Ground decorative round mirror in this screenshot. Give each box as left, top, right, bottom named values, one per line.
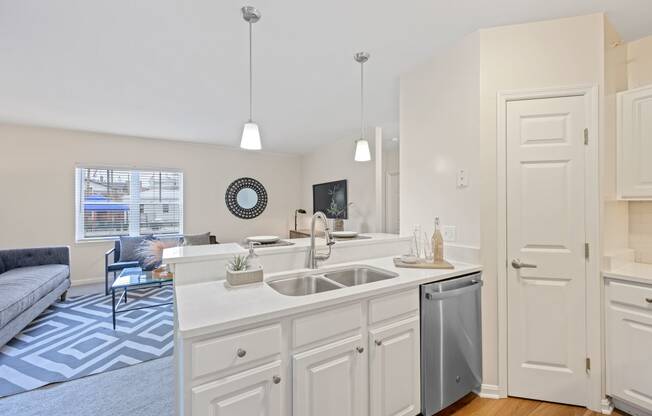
left=225, top=177, right=267, bottom=219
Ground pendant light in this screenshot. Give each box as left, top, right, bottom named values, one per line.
left=354, top=51, right=371, bottom=162
left=240, top=6, right=262, bottom=150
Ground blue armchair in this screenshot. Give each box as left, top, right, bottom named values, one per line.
left=104, top=241, right=140, bottom=295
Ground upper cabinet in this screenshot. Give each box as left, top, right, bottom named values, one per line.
left=618, top=85, right=652, bottom=199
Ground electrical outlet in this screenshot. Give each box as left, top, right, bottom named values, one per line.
left=442, top=226, right=456, bottom=242
left=457, top=169, right=468, bottom=188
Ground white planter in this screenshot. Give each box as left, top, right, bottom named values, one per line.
left=226, top=267, right=263, bottom=286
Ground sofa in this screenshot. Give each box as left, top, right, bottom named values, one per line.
left=0, top=246, right=71, bottom=348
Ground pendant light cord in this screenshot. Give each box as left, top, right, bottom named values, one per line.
left=249, top=21, right=253, bottom=122
left=360, top=60, right=365, bottom=140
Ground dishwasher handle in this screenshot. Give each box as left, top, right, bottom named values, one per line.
left=424, top=280, right=483, bottom=301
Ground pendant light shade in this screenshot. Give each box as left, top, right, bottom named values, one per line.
left=354, top=51, right=370, bottom=162
left=240, top=6, right=262, bottom=150
left=354, top=139, right=371, bottom=162
left=241, top=122, right=261, bottom=150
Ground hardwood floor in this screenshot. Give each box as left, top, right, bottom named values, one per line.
left=435, top=394, right=628, bottom=416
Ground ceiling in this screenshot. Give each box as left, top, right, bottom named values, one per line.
left=1, top=1, right=651, bottom=154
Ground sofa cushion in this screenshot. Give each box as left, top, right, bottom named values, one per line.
left=183, top=232, right=211, bottom=246
left=0, top=255, right=5, bottom=275
left=0, top=264, right=69, bottom=328
left=118, top=235, right=153, bottom=263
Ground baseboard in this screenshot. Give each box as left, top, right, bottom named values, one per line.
left=70, top=276, right=104, bottom=287
left=612, top=397, right=652, bottom=416
left=477, top=384, right=501, bottom=399
left=600, top=398, right=614, bottom=415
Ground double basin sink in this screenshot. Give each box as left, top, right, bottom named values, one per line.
left=267, top=266, right=398, bottom=296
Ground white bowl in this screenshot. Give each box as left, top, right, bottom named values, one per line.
left=331, top=231, right=358, bottom=238
left=247, top=235, right=280, bottom=244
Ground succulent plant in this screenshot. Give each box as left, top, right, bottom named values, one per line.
left=228, top=255, right=248, bottom=272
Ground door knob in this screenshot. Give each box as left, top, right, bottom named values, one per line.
left=511, top=259, right=537, bottom=269
left=272, top=376, right=281, bottom=384
left=356, top=346, right=364, bottom=354
left=646, top=298, right=652, bottom=304
left=375, top=339, right=383, bottom=346
left=236, top=348, right=247, bottom=358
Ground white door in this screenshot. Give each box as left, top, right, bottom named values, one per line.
left=191, top=361, right=282, bottom=416
left=369, top=316, right=420, bottom=416
left=506, top=95, right=588, bottom=405
left=293, top=335, right=366, bottom=416
left=385, top=172, right=400, bottom=234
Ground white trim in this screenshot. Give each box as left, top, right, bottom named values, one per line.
left=496, top=85, right=602, bottom=409
left=477, top=384, right=501, bottom=399
left=374, top=127, right=384, bottom=232
left=600, top=398, right=614, bottom=415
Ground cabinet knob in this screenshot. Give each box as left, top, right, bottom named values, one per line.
left=374, top=339, right=383, bottom=346
left=356, top=346, right=364, bottom=354
left=646, top=298, right=652, bottom=304
left=272, top=376, right=281, bottom=384
left=236, top=348, right=247, bottom=358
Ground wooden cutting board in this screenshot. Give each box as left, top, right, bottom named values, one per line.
left=393, top=257, right=455, bottom=269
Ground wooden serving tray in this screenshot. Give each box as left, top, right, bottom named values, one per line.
left=393, top=257, right=455, bottom=270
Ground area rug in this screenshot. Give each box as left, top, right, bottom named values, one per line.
left=0, top=286, right=173, bottom=397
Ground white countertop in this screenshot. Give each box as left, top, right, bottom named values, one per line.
left=603, top=262, right=652, bottom=285
left=174, top=256, right=482, bottom=339
left=164, top=233, right=409, bottom=264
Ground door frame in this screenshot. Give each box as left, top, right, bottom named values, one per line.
left=496, top=85, right=603, bottom=411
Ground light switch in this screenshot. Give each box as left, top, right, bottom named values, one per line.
left=442, top=226, right=456, bottom=242
left=457, top=169, right=468, bottom=188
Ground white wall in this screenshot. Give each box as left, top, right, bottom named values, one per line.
left=0, top=123, right=301, bottom=284
left=299, top=136, right=376, bottom=233
left=400, top=32, right=481, bottom=247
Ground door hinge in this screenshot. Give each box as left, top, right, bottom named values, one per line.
left=585, top=243, right=589, bottom=260
left=584, top=128, right=589, bottom=145
left=586, top=357, right=591, bottom=372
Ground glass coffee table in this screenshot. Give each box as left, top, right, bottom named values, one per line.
left=111, top=267, right=173, bottom=330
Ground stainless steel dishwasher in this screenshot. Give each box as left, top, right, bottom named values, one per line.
left=420, top=272, right=482, bottom=415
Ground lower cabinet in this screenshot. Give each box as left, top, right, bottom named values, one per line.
left=191, top=361, right=283, bottom=416
left=606, top=279, right=652, bottom=414
left=293, top=335, right=366, bottom=416
left=369, top=316, right=421, bottom=416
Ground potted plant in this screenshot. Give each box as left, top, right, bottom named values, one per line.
left=226, top=255, right=263, bottom=286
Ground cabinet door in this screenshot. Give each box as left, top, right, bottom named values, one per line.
left=191, top=361, right=283, bottom=416
left=607, top=294, right=652, bottom=411
left=293, top=335, right=366, bottom=416
left=369, top=316, right=420, bottom=416
left=618, top=85, right=652, bottom=199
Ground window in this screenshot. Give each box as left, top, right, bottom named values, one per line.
left=75, top=167, right=183, bottom=240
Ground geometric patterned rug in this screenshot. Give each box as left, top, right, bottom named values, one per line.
left=0, top=286, right=173, bottom=397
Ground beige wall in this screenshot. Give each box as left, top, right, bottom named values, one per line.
left=625, top=35, right=652, bottom=261
left=0, top=123, right=301, bottom=284
left=299, top=136, right=377, bottom=232
left=478, top=13, right=604, bottom=389
left=400, top=32, right=481, bottom=247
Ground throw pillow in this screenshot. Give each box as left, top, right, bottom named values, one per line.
left=183, top=232, right=211, bottom=246
left=118, top=235, right=154, bottom=263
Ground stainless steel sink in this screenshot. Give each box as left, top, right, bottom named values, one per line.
left=267, top=266, right=399, bottom=296
left=323, top=266, right=398, bottom=286
left=267, top=275, right=341, bottom=296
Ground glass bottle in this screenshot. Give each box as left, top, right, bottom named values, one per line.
left=432, top=217, right=444, bottom=263
left=410, top=225, right=421, bottom=258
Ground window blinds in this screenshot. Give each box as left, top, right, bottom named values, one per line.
left=76, top=167, right=183, bottom=240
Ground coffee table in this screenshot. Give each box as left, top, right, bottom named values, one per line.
left=111, top=267, right=173, bottom=330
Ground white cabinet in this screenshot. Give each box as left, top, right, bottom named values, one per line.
left=191, top=361, right=283, bottom=416
left=605, top=279, right=652, bottom=414
left=293, top=335, right=366, bottom=416
left=369, top=316, right=420, bottom=416
left=618, top=85, right=652, bottom=199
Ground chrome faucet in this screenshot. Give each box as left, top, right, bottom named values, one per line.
left=308, top=211, right=335, bottom=269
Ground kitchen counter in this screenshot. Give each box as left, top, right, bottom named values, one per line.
left=603, top=261, right=652, bottom=285
left=174, top=256, right=481, bottom=339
